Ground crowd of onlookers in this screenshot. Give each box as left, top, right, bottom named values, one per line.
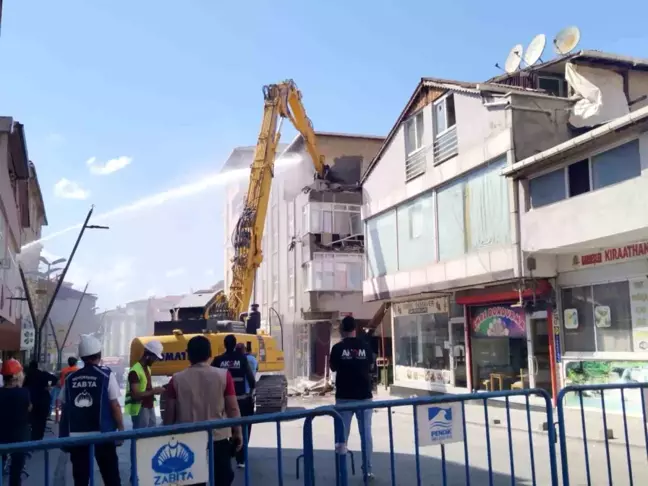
left=0, top=355, right=78, bottom=485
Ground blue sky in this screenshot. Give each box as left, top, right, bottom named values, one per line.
left=2, top=1, right=647, bottom=309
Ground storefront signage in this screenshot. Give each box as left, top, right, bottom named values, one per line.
left=552, top=308, right=562, bottom=364
left=472, top=306, right=526, bottom=338
left=569, top=241, right=648, bottom=269
left=416, top=402, right=464, bottom=446
left=630, top=277, right=648, bottom=352
left=136, top=432, right=209, bottom=485
left=393, top=297, right=449, bottom=317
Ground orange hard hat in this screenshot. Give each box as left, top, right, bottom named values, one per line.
left=1, top=358, right=23, bottom=376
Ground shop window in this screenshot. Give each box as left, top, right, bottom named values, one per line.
left=365, top=210, right=398, bottom=277
left=561, top=281, right=633, bottom=353
left=393, top=313, right=450, bottom=370
left=396, top=192, right=435, bottom=271
left=591, top=140, right=641, bottom=190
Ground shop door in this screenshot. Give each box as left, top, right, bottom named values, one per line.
left=449, top=318, right=467, bottom=388
left=527, top=312, right=552, bottom=393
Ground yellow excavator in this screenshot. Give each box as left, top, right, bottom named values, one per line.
left=129, top=80, right=333, bottom=413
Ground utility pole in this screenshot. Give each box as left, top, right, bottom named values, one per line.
left=49, top=282, right=89, bottom=370
left=32, top=206, right=110, bottom=361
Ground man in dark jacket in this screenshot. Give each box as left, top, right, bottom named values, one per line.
left=212, top=335, right=256, bottom=468
left=330, top=316, right=375, bottom=480
left=23, top=361, right=57, bottom=441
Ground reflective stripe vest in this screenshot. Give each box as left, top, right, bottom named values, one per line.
left=212, top=352, right=249, bottom=398
left=124, top=362, right=150, bottom=417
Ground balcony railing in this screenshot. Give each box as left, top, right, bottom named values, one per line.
left=433, top=125, right=458, bottom=164
left=405, top=149, right=426, bottom=182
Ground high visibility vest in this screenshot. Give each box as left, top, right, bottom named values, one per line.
left=124, top=362, right=150, bottom=417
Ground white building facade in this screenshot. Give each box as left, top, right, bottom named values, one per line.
left=363, top=51, right=648, bottom=405
left=223, top=133, right=384, bottom=381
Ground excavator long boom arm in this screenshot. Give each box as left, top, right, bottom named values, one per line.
left=211, top=80, right=328, bottom=320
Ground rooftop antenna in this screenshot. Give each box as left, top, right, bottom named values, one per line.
left=504, top=44, right=524, bottom=73
left=553, top=26, right=581, bottom=55
left=524, top=34, right=546, bottom=66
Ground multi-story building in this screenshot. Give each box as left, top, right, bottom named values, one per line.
left=362, top=50, right=648, bottom=403
left=501, top=51, right=648, bottom=413
left=223, top=133, right=384, bottom=381
left=0, top=118, right=47, bottom=360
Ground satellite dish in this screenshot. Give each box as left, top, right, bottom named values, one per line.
left=554, top=26, right=581, bottom=55
left=504, top=44, right=524, bottom=73
left=524, top=34, right=546, bottom=66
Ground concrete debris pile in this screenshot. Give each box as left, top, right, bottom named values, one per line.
left=287, top=377, right=334, bottom=397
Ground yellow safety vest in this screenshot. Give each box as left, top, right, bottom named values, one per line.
left=124, top=362, right=151, bottom=417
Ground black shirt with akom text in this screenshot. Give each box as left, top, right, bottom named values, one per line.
left=329, top=337, right=374, bottom=400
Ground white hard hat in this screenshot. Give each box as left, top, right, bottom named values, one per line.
left=78, top=334, right=102, bottom=358
left=144, top=340, right=164, bottom=360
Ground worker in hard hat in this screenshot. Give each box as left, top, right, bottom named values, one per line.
left=125, top=340, right=165, bottom=429
left=0, top=359, right=30, bottom=486
left=59, top=334, right=124, bottom=486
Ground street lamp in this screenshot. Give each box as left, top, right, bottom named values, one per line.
left=39, top=256, right=67, bottom=281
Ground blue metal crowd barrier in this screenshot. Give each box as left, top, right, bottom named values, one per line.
left=557, top=382, right=648, bottom=486
left=6, top=383, right=646, bottom=486
left=0, top=406, right=350, bottom=486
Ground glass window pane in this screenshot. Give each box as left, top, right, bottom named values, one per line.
left=322, top=210, right=333, bottom=233
left=366, top=210, right=398, bottom=277
left=335, top=263, right=347, bottom=290
left=347, top=262, right=363, bottom=290
left=397, top=192, right=435, bottom=271
left=529, top=169, right=566, bottom=208
left=350, top=212, right=362, bottom=235
left=446, top=95, right=456, bottom=128
left=333, top=211, right=352, bottom=234
left=437, top=180, right=465, bottom=260
left=592, top=140, right=641, bottom=190
left=393, top=313, right=449, bottom=369
left=405, top=117, right=416, bottom=155
left=310, top=208, right=321, bottom=233
left=562, top=286, right=596, bottom=352
left=415, top=111, right=424, bottom=149
left=465, top=158, right=510, bottom=251
left=593, top=281, right=632, bottom=352
left=434, top=100, right=447, bottom=135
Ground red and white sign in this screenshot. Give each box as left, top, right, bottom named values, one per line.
left=569, top=241, right=648, bottom=269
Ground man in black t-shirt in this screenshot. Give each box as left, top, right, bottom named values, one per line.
left=330, top=316, right=375, bottom=480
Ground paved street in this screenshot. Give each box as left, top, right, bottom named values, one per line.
left=14, top=395, right=648, bottom=485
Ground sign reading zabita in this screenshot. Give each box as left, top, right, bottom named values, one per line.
left=416, top=402, right=464, bottom=446
left=574, top=241, right=648, bottom=267
left=136, top=432, right=209, bottom=485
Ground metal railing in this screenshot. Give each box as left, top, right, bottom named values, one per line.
left=3, top=384, right=647, bottom=485
left=0, top=407, right=349, bottom=486
left=557, top=382, right=648, bottom=486
left=433, top=125, right=458, bottom=164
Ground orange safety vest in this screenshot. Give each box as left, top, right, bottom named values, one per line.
left=59, top=366, right=79, bottom=387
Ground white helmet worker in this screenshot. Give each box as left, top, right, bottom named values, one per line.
left=78, top=334, right=102, bottom=359
left=143, top=340, right=164, bottom=360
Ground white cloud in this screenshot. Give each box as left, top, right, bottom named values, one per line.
left=53, top=178, right=90, bottom=200
left=165, top=267, right=186, bottom=278
left=86, top=156, right=133, bottom=175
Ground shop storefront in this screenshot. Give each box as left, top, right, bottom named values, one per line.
left=456, top=280, right=558, bottom=401
left=557, top=242, right=648, bottom=414
left=391, top=296, right=467, bottom=395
